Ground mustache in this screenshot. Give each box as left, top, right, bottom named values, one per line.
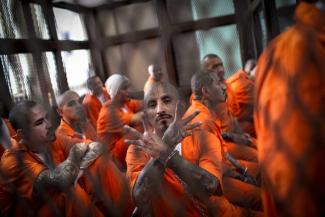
left=155, top=113, right=173, bottom=122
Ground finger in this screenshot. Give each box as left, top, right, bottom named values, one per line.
left=181, top=110, right=200, bottom=125
left=124, top=139, right=143, bottom=147
left=174, top=102, right=185, bottom=122
left=142, top=112, right=151, bottom=133
left=123, top=125, right=143, bottom=139
left=183, top=121, right=202, bottom=131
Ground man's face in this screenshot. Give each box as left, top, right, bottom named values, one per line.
left=203, top=57, right=225, bottom=81
left=205, top=74, right=227, bottom=105
left=89, top=77, right=103, bottom=95
left=25, top=104, right=56, bottom=146
left=145, top=85, right=177, bottom=134
left=59, top=93, right=86, bottom=122
left=117, top=81, right=130, bottom=103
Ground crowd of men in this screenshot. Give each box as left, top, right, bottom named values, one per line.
left=0, top=1, right=323, bottom=216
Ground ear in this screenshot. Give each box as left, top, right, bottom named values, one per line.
left=56, top=107, right=63, bottom=117
left=201, top=87, right=209, bottom=98
left=16, top=128, right=24, bottom=140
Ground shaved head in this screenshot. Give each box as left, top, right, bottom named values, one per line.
left=56, top=90, right=79, bottom=108
left=144, top=81, right=179, bottom=108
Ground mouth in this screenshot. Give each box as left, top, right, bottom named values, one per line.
left=156, top=114, right=173, bottom=123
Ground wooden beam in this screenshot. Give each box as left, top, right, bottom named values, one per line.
left=234, top=0, right=256, bottom=65
left=0, top=60, right=14, bottom=111
left=250, top=0, right=262, bottom=13
left=0, top=39, right=89, bottom=54
left=25, top=0, right=90, bottom=12
left=154, top=0, right=178, bottom=86
left=277, top=4, right=295, bottom=17
left=103, top=28, right=160, bottom=46
left=172, top=15, right=236, bottom=34
left=42, top=0, right=69, bottom=94
left=95, top=0, right=150, bottom=11
left=263, top=0, right=280, bottom=42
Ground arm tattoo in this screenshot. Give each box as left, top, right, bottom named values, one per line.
left=133, top=159, right=165, bottom=215
left=80, top=142, right=104, bottom=169
left=167, top=153, right=221, bottom=199
left=34, top=143, right=86, bottom=194
left=34, top=159, right=79, bottom=193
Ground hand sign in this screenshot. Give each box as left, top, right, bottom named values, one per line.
left=162, top=102, right=202, bottom=148
left=124, top=114, right=168, bottom=158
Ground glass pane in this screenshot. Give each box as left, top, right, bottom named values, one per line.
left=173, top=25, right=242, bottom=87
left=30, top=4, right=50, bottom=39
left=167, top=0, right=234, bottom=24
left=61, top=50, right=93, bottom=96
left=105, top=38, right=166, bottom=91
left=53, top=7, right=87, bottom=41
left=44, top=52, right=60, bottom=97
left=0, top=54, right=37, bottom=102
left=98, top=1, right=158, bottom=36
left=276, top=0, right=296, bottom=8
left=0, top=0, right=28, bottom=39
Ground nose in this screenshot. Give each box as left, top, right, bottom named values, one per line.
left=44, top=118, right=52, bottom=129
left=156, top=101, right=166, bottom=115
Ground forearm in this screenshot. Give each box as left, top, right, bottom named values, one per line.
left=34, top=157, right=80, bottom=193
left=34, top=143, right=86, bottom=193
left=80, top=142, right=104, bottom=169
left=133, top=158, right=165, bottom=215
left=167, top=153, right=221, bottom=199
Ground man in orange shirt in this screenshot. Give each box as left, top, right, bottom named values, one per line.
left=144, top=64, right=165, bottom=93
left=126, top=81, right=261, bottom=216
left=97, top=74, right=142, bottom=171
left=55, top=90, right=133, bottom=216
left=0, top=101, right=103, bottom=217
left=226, top=60, right=256, bottom=137
left=255, top=1, right=325, bottom=216
left=83, top=76, right=110, bottom=129
left=185, top=72, right=261, bottom=210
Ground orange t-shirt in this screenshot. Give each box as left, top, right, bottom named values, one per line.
left=97, top=100, right=142, bottom=170
left=226, top=69, right=255, bottom=136
left=255, top=2, right=325, bottom=216
left=83, top=88, right=110, bottom=129
left=0, top=140, right=102, bottom=217
left=126, top=130, right=224, bottom=216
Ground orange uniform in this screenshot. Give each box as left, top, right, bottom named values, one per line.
left=0, top=140, right=102, bottom=217
left=126, top=130, right=253, bottom=216
left=226, top=69, right=255, bottom=136
left=54, top=119, right=134, bottom=216
left=83, top=88, right=110, bottom=129
left=184, top=100, right=261, bottom=210
left=97, top=99, right=142, bottom=170
left=144, top=76, right=156, bottom=93
left=55, top=119, right=97, bottom=156
left=255, top=2, right=325, bottom=216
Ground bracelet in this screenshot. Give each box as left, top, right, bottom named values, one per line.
left=164, top=149, right=178, bottom=167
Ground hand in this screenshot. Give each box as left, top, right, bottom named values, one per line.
left=162, top=102, right=202, bottom=148
left=222, top=132, right=252, bottom=146
left=69, top=142, right=88, bottom=162
left=124, top=115, right=168, bottom=158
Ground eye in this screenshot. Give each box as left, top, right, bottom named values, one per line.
left=147, top=100, right=156, bottom=108
left=67, top=100, right=77, bottom=107
left=162, top=96, right=172, bottom=104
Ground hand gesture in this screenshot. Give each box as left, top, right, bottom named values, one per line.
left=124, top=115, right=168, bottom=158
left=162, top=102, right=202, bottom=148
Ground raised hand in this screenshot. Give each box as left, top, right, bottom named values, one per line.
left=162, top=102, right=202, bottom=148
left=124, top=115, right=168, bottom=158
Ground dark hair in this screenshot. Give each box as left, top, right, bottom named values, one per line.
left=86, top=75, right=100, bottom=88
left=9, top=100, right=37, bottom=131
left=191, top=71, right=215, bottom=100
left=202, top=53, right=221, bottom=61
